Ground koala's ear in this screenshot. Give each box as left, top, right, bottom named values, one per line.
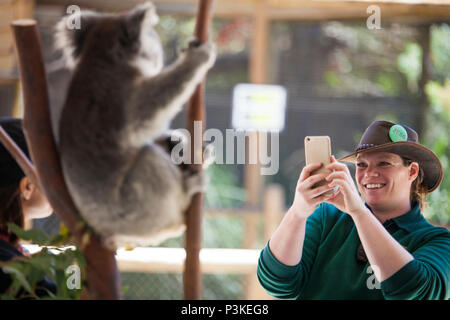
left=125, top=2, right=159, bottom=41
left=54, top=10, right=100, bottom=69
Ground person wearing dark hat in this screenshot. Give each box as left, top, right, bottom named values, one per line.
left=0, top=117, right=55, bottom=298
left=257, top=120, right=450, bottom=300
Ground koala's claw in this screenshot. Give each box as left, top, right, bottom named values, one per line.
left=180, top=39, right=202, bottom=53
left=203, top=144, right=215, bottom=169
left=188, top=39, right=202, bottom=48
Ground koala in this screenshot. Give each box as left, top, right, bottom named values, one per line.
left=54, top=2, right=216, bottom=249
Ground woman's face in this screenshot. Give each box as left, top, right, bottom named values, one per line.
left=355, top=151, right=418, bottom=212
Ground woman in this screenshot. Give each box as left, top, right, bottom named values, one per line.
left=257, top=120, right=450, bottom=299
left=0, top=117, right=55, bottom=297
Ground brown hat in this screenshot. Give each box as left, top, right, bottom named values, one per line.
left=338, top=120, right=443, bottom=192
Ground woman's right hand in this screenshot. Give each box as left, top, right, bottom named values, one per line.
left=290, top=163, right=334, bottom=220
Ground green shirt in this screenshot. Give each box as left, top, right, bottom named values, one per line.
left=257, top=202, right=450, bottom=300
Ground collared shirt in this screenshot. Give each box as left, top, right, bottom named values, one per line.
left=257, top=202, right=450, bottom=300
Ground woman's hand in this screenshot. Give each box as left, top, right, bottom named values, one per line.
left=324, top=156, right=368, bottom=217
left=290, top=162, right=335, bottom=220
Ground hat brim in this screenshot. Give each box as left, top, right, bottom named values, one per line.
left=338, top=141, right=443, bottom=192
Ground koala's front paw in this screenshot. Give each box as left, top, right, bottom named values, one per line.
left=186, top=40, right=216, bottom=69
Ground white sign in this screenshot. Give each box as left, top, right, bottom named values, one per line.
left=232, top=83, right=287, bottom=132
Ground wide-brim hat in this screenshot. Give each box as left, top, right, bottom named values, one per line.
left=338, top=120, right=443, bottom=192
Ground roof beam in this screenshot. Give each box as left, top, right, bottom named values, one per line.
left=35, top=0, right=450, bottom=22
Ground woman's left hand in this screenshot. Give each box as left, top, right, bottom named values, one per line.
left=324, top=156, right=368, bottom=217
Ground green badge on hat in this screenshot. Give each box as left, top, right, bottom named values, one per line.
left=389, top=124, right=408, bottom=142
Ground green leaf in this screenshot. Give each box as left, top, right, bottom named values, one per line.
left=35, top=286, right=56, bottom=299
left=26, top=253, right=55, bottom=272
left=2, top=265, right=33, bottom=295
left=397, top=42, right=422, bottom=89
left=1, top=225, right=86, bottom=299
left=121, top=285, right=130, bottom=295
left=6, top=223, right=71, bottom=246
left=7, top=223, right=50, bottom=245
left=324, top=71, right=341, bottom=88
left=71, top=249, right=86, bottom=268
left=46, top=234, right=69, bottom=246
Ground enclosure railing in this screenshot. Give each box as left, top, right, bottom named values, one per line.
left=24, top=184, right=284, bottom=299
left=115, top=184, right=284, bottom=300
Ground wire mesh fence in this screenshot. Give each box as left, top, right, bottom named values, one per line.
left=120, top=273, right=245, bottom=300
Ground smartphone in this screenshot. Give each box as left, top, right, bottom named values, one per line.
left=304, top=136, right=333, bottom=197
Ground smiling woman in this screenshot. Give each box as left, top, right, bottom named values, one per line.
left=354, top=151, right=420, bottom=222
left=354, top=152, right=428, bottom=220
left=257, top=120, right=450, bottom=300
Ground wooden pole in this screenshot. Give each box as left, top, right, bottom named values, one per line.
left=183, top=0, right=214, bottom=300
left=10, top=19, right=121, bottom=300
left=242, top=0, right=269, bottom=298
left=244, top=0, right=269, bottom=208
left=0, top=125, right=38, bottom=187
left=417, top=24, right=431, bottom=137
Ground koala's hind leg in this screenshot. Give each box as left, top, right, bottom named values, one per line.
left=182, top=145, right=214, bottom=198
left=183, top=170, right=207, bottom=200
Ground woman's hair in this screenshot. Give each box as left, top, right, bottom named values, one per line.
left=0, top=181, right=24, bottom=246
left=0, top=118, right=31, bottom=246
left=402, top=157, right=428, bottom=210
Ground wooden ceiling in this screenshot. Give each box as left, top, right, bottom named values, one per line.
left=0, top=0, right=34, bottom=77
left=35, top=0, right=450, bottom=22
left=1, top=0, right=449, bottom=77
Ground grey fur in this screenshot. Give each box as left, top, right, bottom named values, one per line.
left=54, top=2, right=216, bottom=249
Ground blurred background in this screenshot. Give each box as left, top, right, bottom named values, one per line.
left=0, top=0, right=449, bottom=299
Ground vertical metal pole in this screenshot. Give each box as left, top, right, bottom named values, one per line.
left=183, top=0, right=214, bottom=300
